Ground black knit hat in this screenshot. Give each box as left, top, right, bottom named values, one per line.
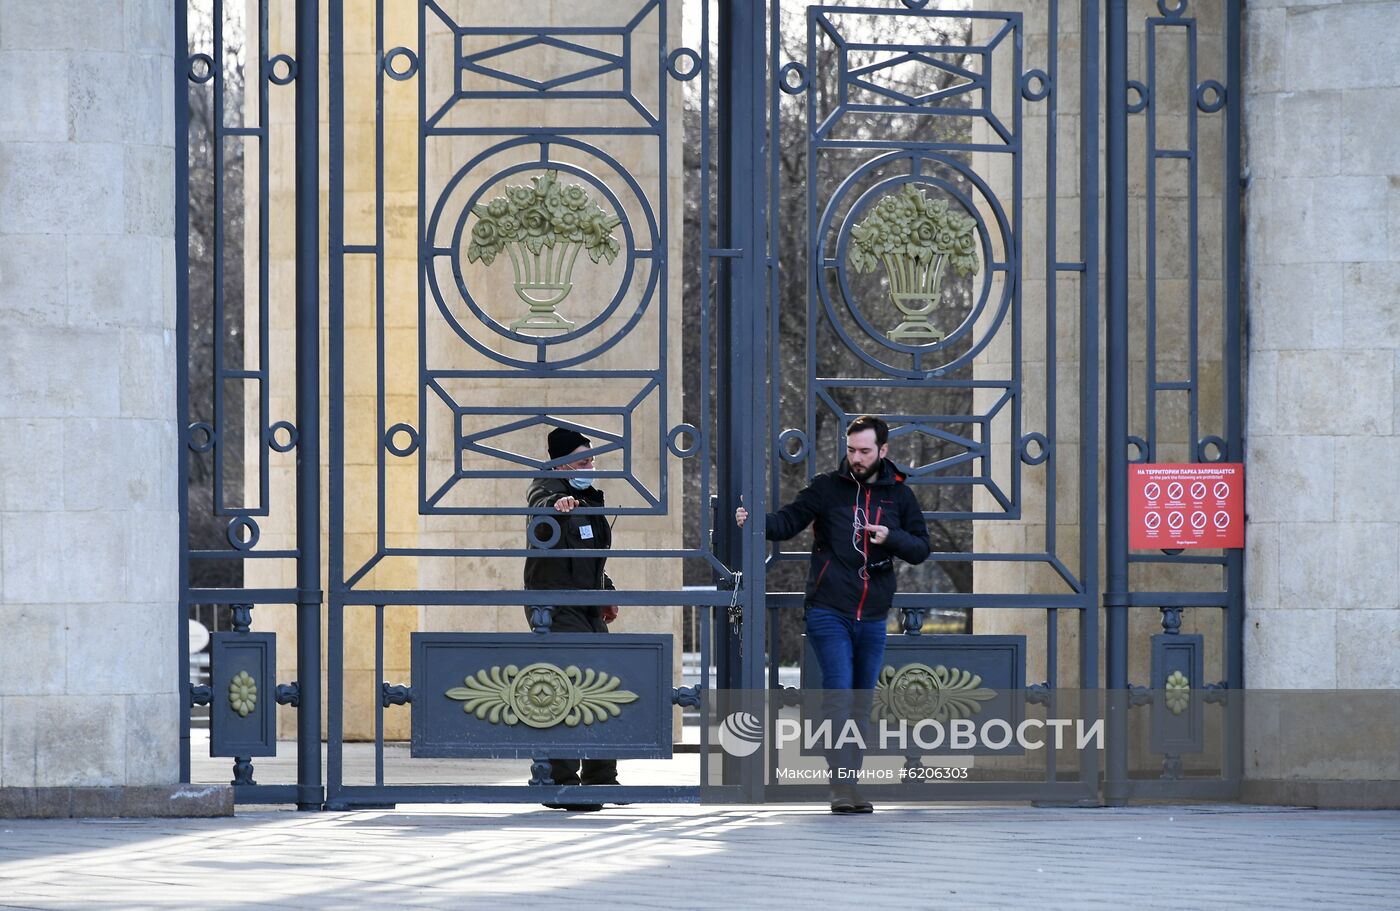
left=547, top=427, right=591, bottom=461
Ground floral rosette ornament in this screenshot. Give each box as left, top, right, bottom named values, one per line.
left=228, top=670, right=258, bottom=718
left=445, top=663, right=638, bottom=729
left=465, top=170, right=623, bottom=333
left=847, top=183, right=980, bottom=343
left=870, top=663, right=997, bottom=726
left=1164, top=669, right=1191, bottom=716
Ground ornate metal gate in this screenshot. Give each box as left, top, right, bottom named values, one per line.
left=178, top=0, right=1244, bottom=808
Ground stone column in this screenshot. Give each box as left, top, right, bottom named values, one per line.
left=0, top=1, right=227, bottom=816
left=1242, top=0, right=1400, bottom=806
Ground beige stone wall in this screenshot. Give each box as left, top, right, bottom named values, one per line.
left=248, top=0, right=685, bottom=743
left=1244, top=0, right=1400, bottom=688
left=1243, top=1, right=1400, bottom=786
left=0, top=0, right=179, bottom=789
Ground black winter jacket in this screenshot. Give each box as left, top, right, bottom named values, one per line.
left=764, top=459, right=931, bottom=620
left=523, top=476, right=614, bottom=594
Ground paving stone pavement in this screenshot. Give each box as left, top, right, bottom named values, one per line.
left=1, top=803, right=1398, bottom=910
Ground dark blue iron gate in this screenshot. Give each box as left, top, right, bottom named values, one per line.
left=177, top=0, right=1245, bottom=808
left=762, top=0, right=1106, bottom=804
left=1104, top=0, right=1246, bottom=803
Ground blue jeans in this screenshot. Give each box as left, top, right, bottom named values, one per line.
left=805, top=606, right=887, bottom=785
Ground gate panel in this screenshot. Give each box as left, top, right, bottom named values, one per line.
left=323, top=0, right=755, bottom=807
left=410, top=633, right=673, bottom=758
left=178, top=0, right=320, bottom=808
left=1105, top=0, right=1244, bottom=802
left=764, top=0, right=1100, bottom=800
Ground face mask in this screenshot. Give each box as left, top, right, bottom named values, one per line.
left=568, top=476, right=592, bottom=491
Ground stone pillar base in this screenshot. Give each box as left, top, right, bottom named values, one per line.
left=0, top=785, right=233, bottom=819
left=1242, top=780, right=1400, bottom=810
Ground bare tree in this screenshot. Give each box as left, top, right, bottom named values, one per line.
left=184, top=9, right=246, bottom=592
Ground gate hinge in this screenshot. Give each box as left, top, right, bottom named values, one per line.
left=189, top=684, right=212, bottom=707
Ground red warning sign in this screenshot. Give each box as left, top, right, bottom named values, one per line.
left=1130, top=463, right=1244, bottom=549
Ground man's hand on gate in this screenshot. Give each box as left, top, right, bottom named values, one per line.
left=735, top=495, right=748, bottom=528
left=554, top=496, right=579, bottom=513
left=602, top=605, right=619, bottom=624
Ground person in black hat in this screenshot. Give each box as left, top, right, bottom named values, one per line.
left=524, top=425, right=620, bottom=810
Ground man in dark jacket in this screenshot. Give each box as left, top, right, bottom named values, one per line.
left=737, top=415, right=930, bottom=813
left=524, top=426, right=619, bottom=809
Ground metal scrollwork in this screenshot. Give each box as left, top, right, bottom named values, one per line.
left=871, top=663, right=997, bottom=725
left=1160, top=606, right=1183, bottom=635
left=231, top=758, right=255, bottom=786
left=671, top=685, right=702, bottom=708
left=526, top=605, right=556, bottom=634
left=445, top=663, right=639, bottom=728
left=275, top=682, right=301, bottom=707
left=383, top=46, right=419, bottom=81
left=230, top=603, right=253, bottom=633
left=381, top=683, right=412, bottom=707
left=1203, top=681, right=1229, bottom=705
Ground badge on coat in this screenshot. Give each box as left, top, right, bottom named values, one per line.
left=579, top=523, right=594, bottom=540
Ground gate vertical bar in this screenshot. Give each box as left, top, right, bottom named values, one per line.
left=716, top=0, right=761, bottom=696
left=731, top=0, right=766, bottom=692
left=714, top=0, right=740, bottom=704
left=325, top=0, right=345, bottom=804
left=1079, top=0, right=1103, bottom=795
left=733, top=0, right=768, bottom=802
left=714, top=0, right=769, bottom=800
left=175, top=0, right=192, bottom=785
left=1222, top=0, right=1245, bottom=778
left=716, top=0, right=739, bottom=713
left=294, top=0, right=324, bottom=811
left=1103, top=0, right=1130, bottom=806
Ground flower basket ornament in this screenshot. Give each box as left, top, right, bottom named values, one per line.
left=847, top=183, right=981, bottom=343
left=465, top=170, right=623, bottom=333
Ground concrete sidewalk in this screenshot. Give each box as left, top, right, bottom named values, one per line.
left=2, top=803, right=1398, bottom=909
